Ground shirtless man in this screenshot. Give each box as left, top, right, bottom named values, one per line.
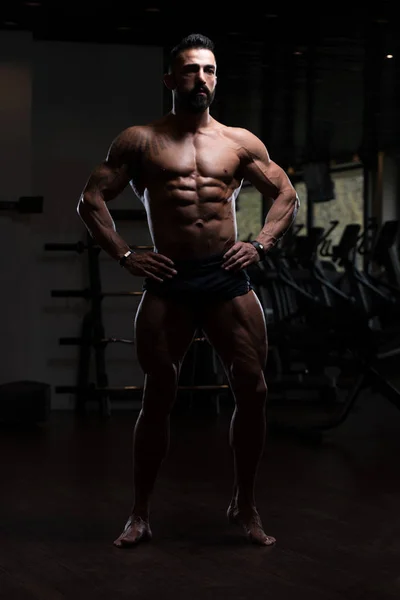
left=77, top=33, right=299, bottom=547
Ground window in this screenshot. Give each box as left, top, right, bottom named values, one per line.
left=236, top=183, right=263, bottom=241
left=295, top=166, right=364, bottom=267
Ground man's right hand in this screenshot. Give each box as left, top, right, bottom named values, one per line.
left=124, top=251, right=177, bottom=283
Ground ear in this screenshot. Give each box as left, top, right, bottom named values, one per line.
left=163, top=72, right=175, bottom=90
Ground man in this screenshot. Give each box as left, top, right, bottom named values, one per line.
left=77, top=33, right=299, bottom=547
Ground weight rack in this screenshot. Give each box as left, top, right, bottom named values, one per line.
left=44, top=209, right=227, bottom=416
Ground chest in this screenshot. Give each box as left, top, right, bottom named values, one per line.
left=141, top=133, right=241, bottom=182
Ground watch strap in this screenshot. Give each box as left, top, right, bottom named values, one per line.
left=249, top=240, right=265, bottom=260
left=119, top=250, right=133, bottom=267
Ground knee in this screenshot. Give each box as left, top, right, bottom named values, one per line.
left=144, top=363, right=179, bottom=390
left=143, top=363, right=178, bottom=401
left=141, top=363, right=179, bottom=418
left=230, top=363, right=267, bottom=406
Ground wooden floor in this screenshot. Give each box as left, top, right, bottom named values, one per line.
left=1, top=389, right=400, bottom=600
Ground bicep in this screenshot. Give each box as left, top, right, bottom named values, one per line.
left=82, top=160, right=131, bottom=203
left=82, top=128, right=140, bottom=203
left=236, top=132, right=294, bottom=199
left=242, top=157, right=295, bottom=200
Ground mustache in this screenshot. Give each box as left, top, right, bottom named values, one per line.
left=193, top=86, right=210, bottom=95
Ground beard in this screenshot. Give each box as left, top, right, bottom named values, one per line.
left=176, top=86, right=215, bottom=113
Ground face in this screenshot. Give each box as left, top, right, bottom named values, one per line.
left=169, top=48, right=217, bottom=113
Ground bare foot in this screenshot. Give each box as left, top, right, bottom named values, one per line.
left=113, top=516, right=152, bottom=548
left=227, top=504, right=276, bottom=546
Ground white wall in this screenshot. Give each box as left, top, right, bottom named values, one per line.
left=0, top=31, right=163, bottom=409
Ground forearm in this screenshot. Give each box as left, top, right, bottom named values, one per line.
left=77, top=193, right=131, bottom=261
left=256, top=191, right=299, bottom=251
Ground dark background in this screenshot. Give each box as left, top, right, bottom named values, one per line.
left=1, top=4, right=400, bottom=599
left=2, top=0, right=400, bottom=167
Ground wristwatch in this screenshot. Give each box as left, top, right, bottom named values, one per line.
left=119, top=249, right=133, bottom=267
left=249, top=240, right=266, bottom=261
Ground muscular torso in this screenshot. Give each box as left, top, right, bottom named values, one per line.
left=130, top=117, right=244, bottom=260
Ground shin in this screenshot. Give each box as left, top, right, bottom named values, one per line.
left=132, top=365, right=179, bottom=519
left=229, top=368, right=267, bottom=513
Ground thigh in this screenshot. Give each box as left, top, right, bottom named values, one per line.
left=134, top=291, right=197, bottom=373
left=201, top=290, right=268, bottom=373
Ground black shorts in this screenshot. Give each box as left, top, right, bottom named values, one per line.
left=142, top=253, right=252, bottom=307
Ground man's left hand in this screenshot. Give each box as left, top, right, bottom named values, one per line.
left=222, top=242, right=259, bottom=271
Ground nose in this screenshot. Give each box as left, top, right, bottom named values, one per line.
left=196, top=69, right=206, bottom=83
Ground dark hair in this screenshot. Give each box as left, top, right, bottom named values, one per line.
left=168, top=33, right=215, bottom=72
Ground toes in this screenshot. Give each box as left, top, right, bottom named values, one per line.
left=229, top=511, right=276, bottom=547
left=248, top=531, right=276, bottom=546
left=113, top=533, right=142, bottom=548
left=113, top=523, right=152, bottom=548
left=262, top=535, right=276, bottom=546
left=113, top=535, right=129, bottom=547
left=113, top=532, right=132, bottom=547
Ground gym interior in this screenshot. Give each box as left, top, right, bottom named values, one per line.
left=1, top=3, right=400, bottom=599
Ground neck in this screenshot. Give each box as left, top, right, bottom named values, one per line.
left=170, top=104, right=211, bottom=132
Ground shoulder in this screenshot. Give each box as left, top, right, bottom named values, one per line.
left=108, top=124, right=152, bottom=154
left=110, top=116, right=170, bottom=152
left=219, top=124, right=269, bottom=161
